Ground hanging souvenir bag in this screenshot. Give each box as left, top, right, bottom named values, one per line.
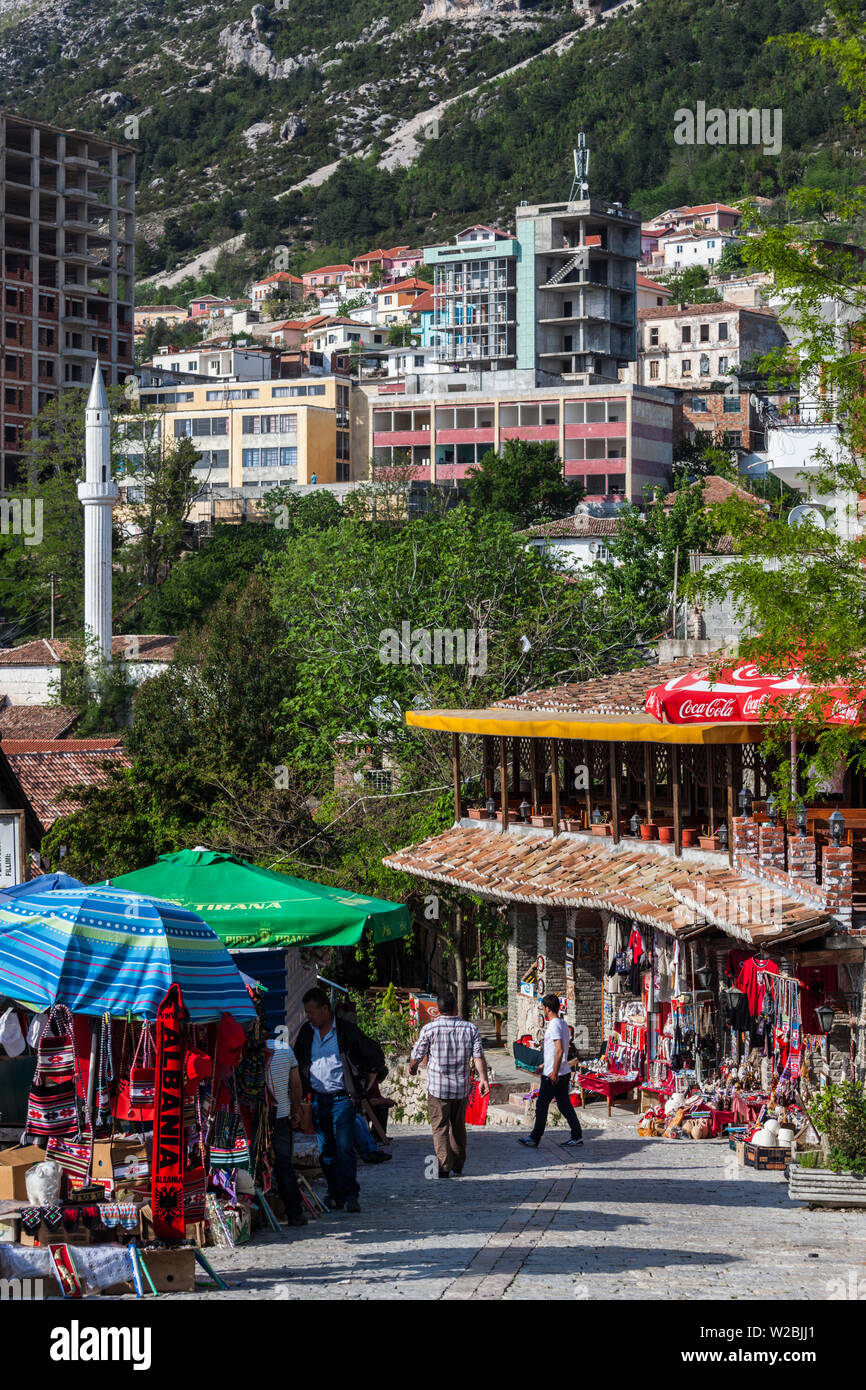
left=209, top=1109, right=251, bottom=1170
left=129, top=1021, right=156, bottom=1112
left=36, top=1006, right=76, bottom=1079
left=45, top=1136, right=94, bottom=1188
left=183, top=1165, right=208, bottom=1222
left=25, top=1008, right=82, bottom=1140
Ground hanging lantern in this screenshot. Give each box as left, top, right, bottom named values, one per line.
left=829, top=808, right=845, bottom=846
left=814, top=1003, right=835, bottom=1034
left=519, top=798, right=531, bottom=822
left=718, top=822, right=729, bottom=850
left=486, top=796, right=497, bottom=819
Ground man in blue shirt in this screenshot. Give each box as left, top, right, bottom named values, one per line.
left=294, top=987, right=384, bottom=1213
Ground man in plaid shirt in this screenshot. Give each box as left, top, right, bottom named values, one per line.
left=409, top=993, right=490, bottom=1177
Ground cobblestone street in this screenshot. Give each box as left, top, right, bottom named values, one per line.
left=193, top=1111, right=866, bottom=1301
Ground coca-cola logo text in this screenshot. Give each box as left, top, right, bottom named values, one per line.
left=678, top=697, right=737, bottom=720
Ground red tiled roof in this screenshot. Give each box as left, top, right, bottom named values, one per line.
left=1, top=740, right=129, bottom=828
left=663, top=475, right=762, bottom=509
left=0, top=635, right=178, bottom=665
left=253, top=272, right=302, bottom=285
left=637, top=302, right=778, bottom=320
left=0, top=705, right=78, bottom=740
left=374, top=278, right=433, bottom=295
left=411, top=289, right=434, bottom=313
left=659, top=227, right=738, bottom=242
left=520, top=513, right=623, bottom=539
left=305, top=264, right=353, bottom=276
left=493, top=657, right=696, bottom=715
left=383, top=826, right=831, bottom=946
left=636, top=274, right=670, bottom=293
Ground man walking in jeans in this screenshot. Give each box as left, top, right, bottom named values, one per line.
left=409, top=993, right=490, bottom=1178
left=294, top=987, right=384, bottom=1213
left=519, top=995, right=583, bottom=1150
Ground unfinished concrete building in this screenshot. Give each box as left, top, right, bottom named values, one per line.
left=1, top=111, right=135, bottom=490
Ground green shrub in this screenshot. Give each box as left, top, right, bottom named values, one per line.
left=808, top=1081, right=866, bottom=1174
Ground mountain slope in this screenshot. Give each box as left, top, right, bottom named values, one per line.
left=0, top=0, right=858, bottom=288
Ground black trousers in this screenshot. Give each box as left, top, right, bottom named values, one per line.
left=271, top=1116, right=304, bottom=1218
left=530, top=1074, right=583, bottom=1142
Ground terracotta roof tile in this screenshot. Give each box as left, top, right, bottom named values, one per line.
left=0, top=705, right=78, bottom=739
left=520, top=513, right=623, bottom=539
left=383, top=825, right=832, bottom=946
left=492, top=657, right=697, bottom=715
left=0, top=635, right=177, bottom=665
left=1, top=740, right=129, bottom=828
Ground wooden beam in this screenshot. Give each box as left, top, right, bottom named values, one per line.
left=584, top=740, right=592, bottom=829
left=499, top=735, right=509, bottom=831
left=726, top=746, right=735, bottom=866
left=530, top=739, right=541, bottom=814
left=551, top=737, right=561, bottom=836
left=644, top=743, right=654, bottom=825
left=451, top=732, right=462, bottom=824
left=672, top=746, right=682, bottom=857
left=512, top=737, right=521, bottom=803
left=483, top=735, right=494, bottom=803
left=791, top=948, right=863, bottom=966
left=609, top=742, right=621, bottom=844
left=708, top=745, right=715, bottom=834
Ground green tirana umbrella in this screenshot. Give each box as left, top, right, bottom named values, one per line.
left=110, top=848, right=411, bottom=950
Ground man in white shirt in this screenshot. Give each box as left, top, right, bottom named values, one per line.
left=519, top=994, right=583, bottom=1149
left=267, top=1038, right=307, bottom=1226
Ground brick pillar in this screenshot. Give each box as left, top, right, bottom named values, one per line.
left=758, top=823, right=786, bottom=873
left=787, top=833, right=817, bottom=889
left=821, top=845, right=853, bottom=930
left=732, top=814, right=757, bottom=866
left=543, top=910, right=568, bottom=1001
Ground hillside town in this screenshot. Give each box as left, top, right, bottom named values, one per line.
left=0, top=0, right=866, bottom=1343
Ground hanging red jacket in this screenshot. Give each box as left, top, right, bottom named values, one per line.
left=735, top=957, right=779, bottom=1018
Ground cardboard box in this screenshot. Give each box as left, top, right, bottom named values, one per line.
left=134, top=1245, right=196, bottom=1293
left=20, top=1223, right=92, bottom=1248
left=87, top=1139, right=149, bottom=1197
left=0, top=1144, right=47, bottom=1200
left=139, top=1205, right=208, bottom=1247
left=0, top=1214, right=20, bottom=1243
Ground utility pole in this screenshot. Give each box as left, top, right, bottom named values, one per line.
left=49, top=571, right=57, bottom=640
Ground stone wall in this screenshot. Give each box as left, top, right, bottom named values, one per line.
left=506, top=904, right=603, bottom=1053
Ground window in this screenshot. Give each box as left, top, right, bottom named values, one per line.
left=719, top=355, right=729, bottom=374
left=205, top=388, right=258, bottom=400
left=242, top=446, right=297, bottom=470
left=193, top=449, right=229, bottom=469
left=174, top=416, right=227, bottom=437
left=273, top=385, right=326, bottom=397
left=699, top=324, right=710, bottom=342
left=681, top=359, right=692, bottom=376
left=726, top=431, right=742, bottom=448
left=681, top=326, right=692, bottom=344
left=649, top=360, right=660, bottom=379
left=691, top=396, right=709, bottom=412
left=700, top=355, right=710, bottom=376
left=649, top=328, right=659, bottom=346
left=336, top=431, right=350, bottom=460
left=718, top=322, right=729, bottom=341
left=723, top=394, right=740, bottom=413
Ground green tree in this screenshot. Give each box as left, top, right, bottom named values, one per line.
left=659, top=265, right=722, bottom=305
left=715, top=241, right=747, bottom=276
left=464, top=440, right=583, bottom=528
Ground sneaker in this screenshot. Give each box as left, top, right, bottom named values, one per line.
left=561, top=1137, right=584, bottom=1148
left=438, top=1167, right=450, bottom=1178
left=324, top=1196, right=344, bottom=1211
left=518, top=1137, right=539, bottom=1148
left=345, top=1197, right=361, bottom=1213
left=362, top=1150, right=392, bottom=1164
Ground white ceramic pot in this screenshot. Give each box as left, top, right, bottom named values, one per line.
left=777, top=1127, right=795, bottom=1146
left=763, top=1118, right=780, bottom=1137
left=754, top=1127, right=775, bottom=1147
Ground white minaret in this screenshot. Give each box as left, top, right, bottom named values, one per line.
left=77, top=363, right=118, bottom=664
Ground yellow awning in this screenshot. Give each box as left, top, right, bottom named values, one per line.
left=405, top=709, right=766, bottom=743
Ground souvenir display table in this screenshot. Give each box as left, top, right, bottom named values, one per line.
left=576, top=1069, right=642, bottom=1116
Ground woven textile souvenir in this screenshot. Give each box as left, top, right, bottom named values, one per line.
left=25, top=1079, right=79, bottom=1139
left=209, top=1111, right=251, bottom=1170
left=46, top=1136, right=94, bottom=1187
left=37, top=1007, right=76, bottom=1079
left=183, top=1165, right=207, bottom=1222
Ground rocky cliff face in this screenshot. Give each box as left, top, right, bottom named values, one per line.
left=420, top=0, right=524, bottom=24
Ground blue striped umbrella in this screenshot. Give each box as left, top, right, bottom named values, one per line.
left=0, top=884, right=256, bottom=1022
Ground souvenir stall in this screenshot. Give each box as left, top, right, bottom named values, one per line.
left=0, top=882, right=263, bottom=1296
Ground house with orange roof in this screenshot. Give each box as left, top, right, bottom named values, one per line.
left=374, top=277, right=434, bottom=326
left=250, top=271, right=304, bottom=307
left=302, top=264, right=359, bottom=298
left=636, top=273, right=672, bottom=310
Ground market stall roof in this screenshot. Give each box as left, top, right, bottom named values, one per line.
left=645, top=660, right=866, bottom=726
left=406, top=708, right=765, bottom=743
left=0, top=883, right=257, bottom=1021
left=383, top=824, right=833, bottom=947
left=109, top=848, right=411, bottom=949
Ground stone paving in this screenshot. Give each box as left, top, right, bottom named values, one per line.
left=183, top=1106, right=866, bottom=1301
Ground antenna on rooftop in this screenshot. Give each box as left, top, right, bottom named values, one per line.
left=570, top=132, right=590, bottom=202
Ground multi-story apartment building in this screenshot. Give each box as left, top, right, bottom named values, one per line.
left=630, top=302, right=786, bottom=390
left=657, top=227, right=739, bottom=270
left=145, top=343, right=276, bottom=380
left=134, top=304, right=187, bottom=335
left=0, top=111, right=135, bottom=489
left=362, top=380, right=674, bottom=501
left=424, top=199, right=640, bottom=381
left=150, top=375, right=354, bottom=493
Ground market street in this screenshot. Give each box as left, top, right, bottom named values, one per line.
left=190, top=1112, right=866, bottom=1301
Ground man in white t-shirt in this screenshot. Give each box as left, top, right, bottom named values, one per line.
left=267, top=1038, right=307, bottom=1226
left=518, top=994, right=583, bottom=1149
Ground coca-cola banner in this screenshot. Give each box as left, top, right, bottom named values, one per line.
left=644, top=663, right=865, bottom=726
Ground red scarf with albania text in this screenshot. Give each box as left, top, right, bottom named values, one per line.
left=151, top=984, right=187, bottom=1240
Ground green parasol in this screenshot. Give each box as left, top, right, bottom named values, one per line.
left=110, top=848, right=411, bottom=950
